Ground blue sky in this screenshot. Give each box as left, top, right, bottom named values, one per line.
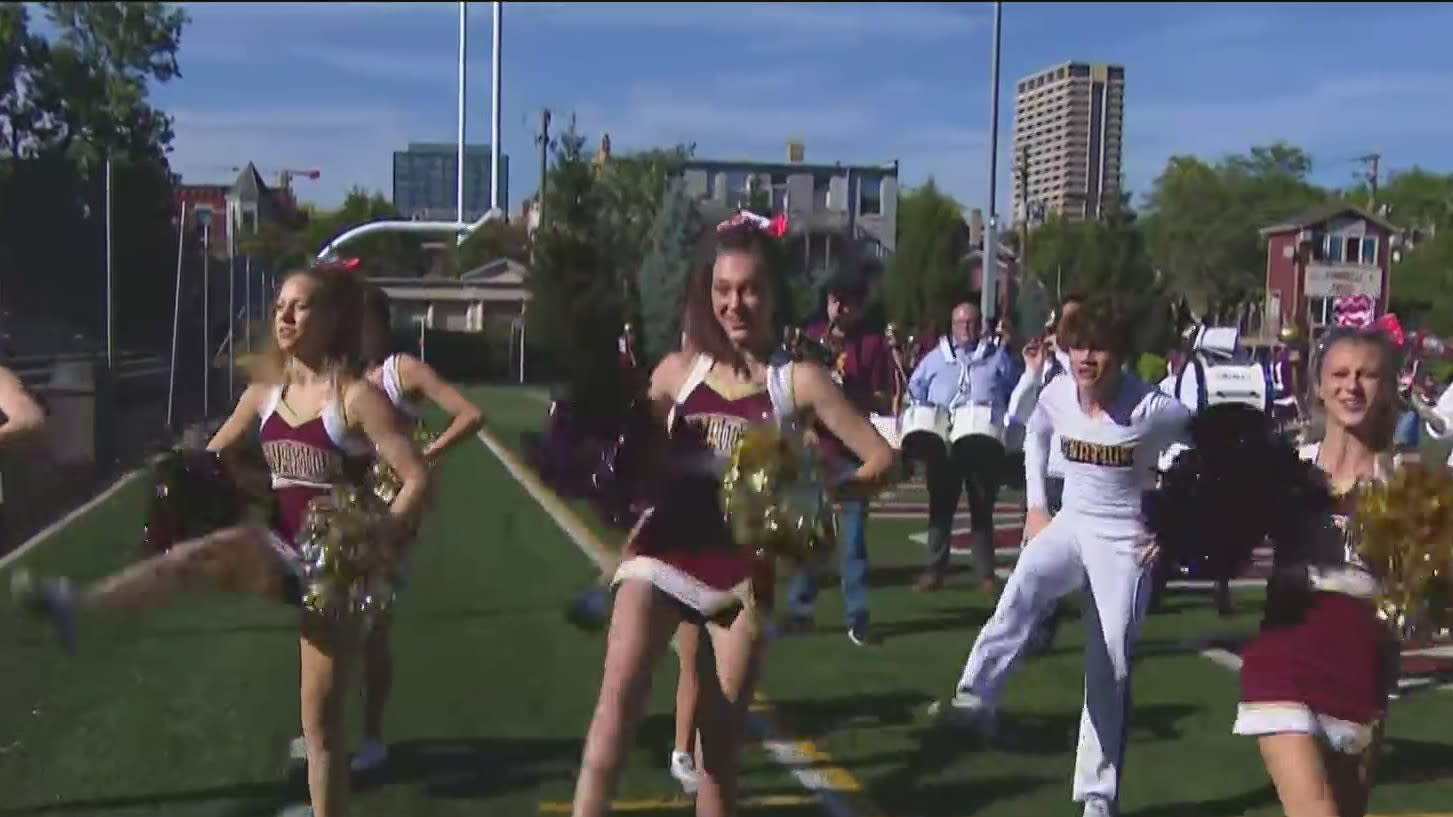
left=159, top=1, right=1453, bottom=214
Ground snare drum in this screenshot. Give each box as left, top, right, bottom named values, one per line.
left=949, top=403, right=1004, bottom=446
left=899, top=404, right=950, bottom=461
left=870, top=413, right=900, bottom=449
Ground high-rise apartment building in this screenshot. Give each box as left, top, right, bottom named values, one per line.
left=392, top=142, right=510, bottom=222
left=1011, top=61, right=1124, bottom=225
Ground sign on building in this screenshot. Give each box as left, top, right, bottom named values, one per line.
left=1303, top=263, right=1381, bottom=298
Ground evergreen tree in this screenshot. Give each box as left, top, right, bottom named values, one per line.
left=527, top=122, right=627, bottom=411
left=635, top=177, right=701, bottom=363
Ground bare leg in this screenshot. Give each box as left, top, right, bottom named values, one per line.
left=300, top=612, right=361, bottom=817
left=84, top=525, right=288, bottom=610
left=362, top=616, right=394, bottom=744
left=674, top=621, right=701, bottom=755
left=1257, top=733, right=1341, bottom=817
left=571, top=579, right=681, bottom=817
left=694, top=609, right=766, bottom=817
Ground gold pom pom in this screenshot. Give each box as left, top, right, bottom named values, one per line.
left=719, top=423, right=836, bottom=564
left=1352, top=462, right=1453, bottom=636
left=369, top=424, right=439, bottom=504
left=298, top=485, right=400, bottom=623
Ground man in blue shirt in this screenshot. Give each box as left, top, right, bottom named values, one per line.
left=907, top=301, right=1016, bottom=592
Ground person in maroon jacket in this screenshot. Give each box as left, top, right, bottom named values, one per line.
left=782, top=263, right=896, bottom=645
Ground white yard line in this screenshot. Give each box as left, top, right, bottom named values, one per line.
left=0, top=470, right=145, bottom=571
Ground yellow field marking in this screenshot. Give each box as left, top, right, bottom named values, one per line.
left=539, top=793, right=818, bottom=812
left=475, top=421, right=892, bottom=817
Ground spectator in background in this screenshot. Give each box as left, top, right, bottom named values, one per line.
left=0, top=365, right=45, bottom=449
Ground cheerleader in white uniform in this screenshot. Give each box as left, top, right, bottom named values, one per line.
left=947, top=296, right=1190, bottom=817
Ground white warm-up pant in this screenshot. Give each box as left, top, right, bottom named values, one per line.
left=956, top=510, right=1153, bottom=805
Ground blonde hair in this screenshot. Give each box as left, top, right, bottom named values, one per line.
left=1302, top=326, right=1400, bottom=451
left=247, top=264, right=368, bottom=389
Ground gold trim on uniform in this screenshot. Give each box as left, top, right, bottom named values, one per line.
left=262, top=439, right=345, bottom=484
left=1060, top=437, right=1135, bottom=468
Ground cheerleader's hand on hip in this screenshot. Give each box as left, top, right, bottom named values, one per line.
left=1023, top=507, right=1050, bottom=541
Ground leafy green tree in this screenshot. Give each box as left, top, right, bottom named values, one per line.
left=528, top=121, right=627, bottom=389
left=594, top=144, right=694, bottom=309
left=883, top=179, right=966, bottom=331
left=1141, top=143, right=1328, bottom=316
left=635, top=177, right=701, bottom=363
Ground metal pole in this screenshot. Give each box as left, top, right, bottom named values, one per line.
left=227, top=229, right=236, bottom=402
left=166, top=202, right=186, bottom=429
left=240, top=224, right=249, bottom=356
left=491, top=0, right=503, bottom=212
left=518, top=306, right=526, bottom=384
left=202, top=225, right=211, bottom=419
left=456, top=0, right=468, bottom=226
left=980, top=0, right=1003, bottom=324
left=104, top=158, right=115, bottom=370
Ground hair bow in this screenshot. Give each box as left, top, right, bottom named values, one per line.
left=1374, top=313, right=1405, bottom=347
left=717, top=209, right=789, bottom=238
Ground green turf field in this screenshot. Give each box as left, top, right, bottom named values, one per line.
left=0, top=384, right=1448, bottom=817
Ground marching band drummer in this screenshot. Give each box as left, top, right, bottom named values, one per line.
left=907, top=301, right=1015, bottom=593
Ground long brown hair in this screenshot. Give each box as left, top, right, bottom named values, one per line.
left=248, top=263, right=368, bottom=386
left=682, top=223, right=776, bottom=367
left=360, top=281, right=394, bottom=368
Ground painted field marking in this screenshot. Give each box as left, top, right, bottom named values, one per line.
left=539, top=793, right=817, bottom=812
left=0, top=469, right=145, bottom=571
left=475, top=423, right=889, bottom=817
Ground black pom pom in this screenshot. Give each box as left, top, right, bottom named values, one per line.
left=1142, top=404, right=1330, bottom=582
left=143, top=449, right=243, bottom=555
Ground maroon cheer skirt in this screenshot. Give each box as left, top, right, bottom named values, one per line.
left=1240, top=591, right=1397, bottom=726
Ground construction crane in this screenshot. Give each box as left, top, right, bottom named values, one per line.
left=229, top=166, right=321, bottom=192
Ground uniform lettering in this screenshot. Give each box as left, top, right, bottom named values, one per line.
left=262, top=439, right=344, bottom=484
left=683, top=413, right=750, bottom=458
left=1060, top=437, right=1136, bottom=468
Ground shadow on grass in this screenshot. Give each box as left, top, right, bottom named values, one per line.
left=353, top=735, right=579, bottom=799
left=0, top=780, right=300, bottom=816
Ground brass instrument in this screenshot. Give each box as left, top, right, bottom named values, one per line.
left=885, top=323, right=911, bottom=413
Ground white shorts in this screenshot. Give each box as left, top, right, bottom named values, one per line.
left=1233, top=702, right=1376, bottom=756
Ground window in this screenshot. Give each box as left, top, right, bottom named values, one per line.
left=1322, top=233, right=1344, bottom=263
left=704, top=173, right=717, bottom=200
left=1307, top=296, right=1333, bottom=327
left=858, top=176, right=882, bottom=216
left=771, top=185, right=788, bottom=213
left=723, top=170, right=749, bottom=205
left=1344, top=236, right=1363, bottom=266
left=1359, top=236, right=1379, bottom=265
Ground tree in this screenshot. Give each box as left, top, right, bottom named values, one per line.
left=448, top=218, right=530, bottom=276
left=594, top=144, right=694, bottom=308
left=635, top=177, right=701, bottom=363
left=883, top=179, right=967, bottom=331
left=528, top=121, right=628, bottom=391
left=0, top=2, right=188, bottom=353
left=1141, top=143, right=1328, bottom=317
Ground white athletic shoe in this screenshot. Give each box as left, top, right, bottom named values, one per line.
left=668, top=750, right=699, bottom=794
left=1081, top=795, right=1117, bottom=817
left=941, top=688, right=997, bottom=739
left=351, top=739, right=388, bottom=773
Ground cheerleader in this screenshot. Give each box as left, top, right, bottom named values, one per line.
left=15, top=264, right=430, bottom=817
left=570, top=218, right=894, bottom=817
left=1235, top=325, right=1401, bottom=817
left=336, top=281, right=483, bottom=773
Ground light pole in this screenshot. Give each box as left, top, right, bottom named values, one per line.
left=980, top=0, right=1003, bottom=325
left=456, top=1, right=468, bottom=228
left=491, top=0, right=504, bottom=213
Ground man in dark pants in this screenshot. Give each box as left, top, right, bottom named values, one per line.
left=908, top=301, right=1015, bottom=593
left=784, top=264, right=895, bottom=646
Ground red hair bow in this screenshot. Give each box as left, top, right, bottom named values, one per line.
left=717, top=209, right=789, bottom=238
left=1374, top=313, right=1405, bottom=347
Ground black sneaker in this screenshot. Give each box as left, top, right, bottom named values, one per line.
left=12, top=570, right=77, bottom=652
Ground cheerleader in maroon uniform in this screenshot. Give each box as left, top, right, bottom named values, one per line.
left=570, top=219, right=894, bottom=817
left=16, top=265, right=430, bottom=817
left=1234, top=325, right=1400, bottom=817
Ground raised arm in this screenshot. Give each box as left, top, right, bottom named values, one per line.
left=396, top=354, right=483, bottom=462
left=206, top=383, right=266, bottom=453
